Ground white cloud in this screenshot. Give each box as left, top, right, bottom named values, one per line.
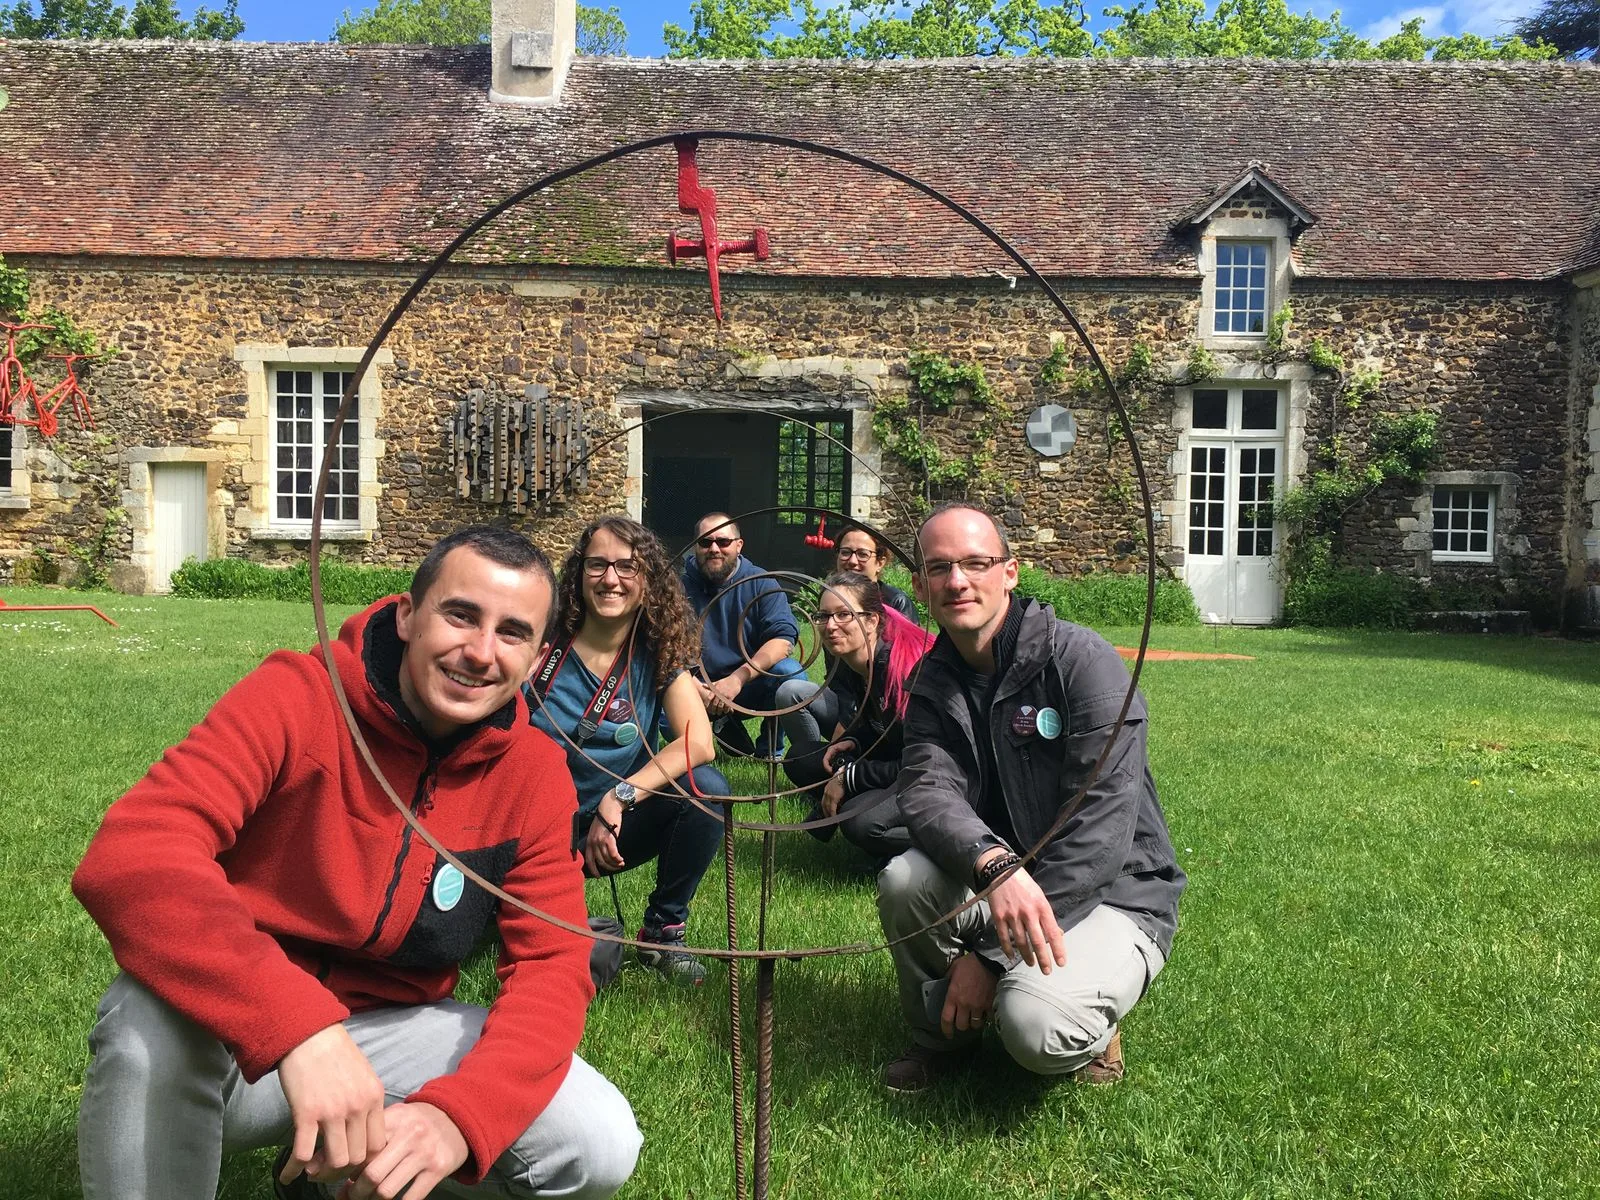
left=1359, top=0, right=1531, bottom=40
left=1360, top=3, right=1446, bottom=40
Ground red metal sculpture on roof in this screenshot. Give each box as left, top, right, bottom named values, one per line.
left=666, top=136, right=770, bottom=321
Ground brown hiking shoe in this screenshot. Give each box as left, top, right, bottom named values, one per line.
left=882, top=1042, right=977, bottom=1094
left=1074, top=1028, right=1124, bottom=1085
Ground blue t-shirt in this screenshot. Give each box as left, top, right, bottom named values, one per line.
left=527, top=646, right=664, bottom=815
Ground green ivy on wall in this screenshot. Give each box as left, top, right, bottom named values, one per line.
left=0, top=253, right=105, bottom=361
left=870, top=351, right=1009, bottom=514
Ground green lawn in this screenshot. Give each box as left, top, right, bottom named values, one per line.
left=3, top=589, right=1599, bottom=1197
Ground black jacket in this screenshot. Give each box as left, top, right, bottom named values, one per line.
left=826, top=639, right=905, bottom=797
left=897, top=598, right=1185, bottom=960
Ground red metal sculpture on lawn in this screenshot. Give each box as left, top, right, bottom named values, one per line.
left=666, top=137, right=770, bottom=322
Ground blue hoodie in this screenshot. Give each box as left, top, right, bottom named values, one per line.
left=681, top=553, right=800, bottom=680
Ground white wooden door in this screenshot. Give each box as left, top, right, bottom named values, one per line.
left=1185, top=441, right=1282, bottom=624
left=151, top=463, right=207, bottom=593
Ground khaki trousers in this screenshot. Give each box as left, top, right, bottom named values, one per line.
left=877, top=849, right=1165, bottom=1074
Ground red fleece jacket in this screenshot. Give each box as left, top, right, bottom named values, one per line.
left=72, top=598, right=592, bottom=1180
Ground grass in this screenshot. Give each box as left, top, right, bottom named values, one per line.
left=3, top=590, right=1600, bottom=1197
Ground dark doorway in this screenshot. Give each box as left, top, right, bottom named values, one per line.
left=642, top=408, right=850, bottom=580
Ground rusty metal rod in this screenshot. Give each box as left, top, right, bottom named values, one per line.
left=723, top=803, right=747, bottom=1200
left=754, top=957, right=775, bottom=1200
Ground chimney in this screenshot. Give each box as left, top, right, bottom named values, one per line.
left=491, top=0, right=576, bottom=107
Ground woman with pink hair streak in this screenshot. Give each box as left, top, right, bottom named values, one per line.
left=782, top=572, right=937, bottom=864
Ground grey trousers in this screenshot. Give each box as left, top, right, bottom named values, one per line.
left=79, top=973, right=641, bottom=1200
left=876, top=849, right=1165, bottom=1074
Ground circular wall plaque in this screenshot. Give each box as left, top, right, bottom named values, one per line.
left=1025, top=404, right=1078, bottom=457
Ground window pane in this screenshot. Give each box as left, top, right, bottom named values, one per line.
left=1241, top=448, right=1257, bottom=474
left=1194, top=391, right=1227, bottom=429
left=1208, top=531, right=1223, bottom=556
left=1190, top=530, right=1206, bottom=554
left=1242, top=391, right=1279, bottom=430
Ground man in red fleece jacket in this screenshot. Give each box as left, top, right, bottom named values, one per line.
left=73, top=526, right=640, bottom=1200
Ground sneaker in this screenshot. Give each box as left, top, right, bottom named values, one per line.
left=636, top=922, right=707, bottom=987
left=882, top=1041, right=977, bottom=1095
left=1074, top=1028, right=1124, bottom=1085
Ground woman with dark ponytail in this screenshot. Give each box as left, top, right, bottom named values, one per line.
left=783, top=571, right=936, bottom=863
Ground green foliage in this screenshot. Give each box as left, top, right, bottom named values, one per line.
left=1013, top=564, right=1201, bottom=626
left=1038, top=341, right=1072, bottom=390
left=1282, top=558, right=1421, bottom=628
left=664, top=0, right=1552, bottom=60
left=1342, top=367, right=1382, bottom=410
left=1278, top=410, right=1440, bottom=628
left=1514, top=0, right=1597, bottom=58
left=1186, top=344, right=1219, bottom=383
left=1265, top=302, right=1292, bottom=351
left=65, top=507, right=126, bottom=591
left=170, top=556, right=415, bottom=604
left=334, top=0, right=628, bottom=55
left=1120, top=341, right=1156, bottom=386
left=0, top=0, right=243, bottom=38
left=872, top=353, right=1006, bottom=511
left=0, top=254, right=29, bottom=319
left=1305, top=339, right=1345, bottom=373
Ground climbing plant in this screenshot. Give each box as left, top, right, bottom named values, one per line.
left=0, top=253, right=104, bottom=362
left=870, top=351, right=1008, bottom=513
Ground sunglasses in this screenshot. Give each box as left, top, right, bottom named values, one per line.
left=697, top=536, right=738, bottom=549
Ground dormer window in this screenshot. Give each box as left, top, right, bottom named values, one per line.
left=1214, top=241, right=1270, bottom=336
left=1181, top=165, right=1315, bottom=351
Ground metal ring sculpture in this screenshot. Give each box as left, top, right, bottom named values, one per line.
left=304, top=131, right=1163, bottom=1200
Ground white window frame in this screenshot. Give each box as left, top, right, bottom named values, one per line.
left=233, top=345, right=389, bottom=542
left=270, top=367, right=362, bottom=531
left=1197, top=216, right=1293, bottom=351
left=1186, top=383, right=1285, bottom=437
left=1430, top=485, right=1496, bottom=563
left=1212, top=241, right=1271, bottom=337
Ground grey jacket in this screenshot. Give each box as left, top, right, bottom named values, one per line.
left=896, top=598, right=1185, bottom=959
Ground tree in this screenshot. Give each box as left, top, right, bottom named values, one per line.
left=333, top=0, right=629, bottom=56
left=0, top=0, right=243, bottom=38
left=664, top=0, right=1555, bottom=61
left=1514, top=0, right=1598, bottom=57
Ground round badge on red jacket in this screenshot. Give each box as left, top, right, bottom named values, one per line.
left=433, top=863, right=465, bottom=912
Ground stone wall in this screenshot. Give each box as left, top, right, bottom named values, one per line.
left=1283, top=280, right=1573, bottom=616
left=1, top=261, right=1196, bottom=586
left=1572, top=280, right=1600, bottom=619
left=0, top=259, right=1585, bottom=620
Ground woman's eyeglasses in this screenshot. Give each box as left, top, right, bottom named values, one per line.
left=583, top=557, right=641, bottom=579
left=696, top=536, right=737, bottom=550
left=813, top=609, right=869, bottom=627
left=836, top=547, right=877, bottom=562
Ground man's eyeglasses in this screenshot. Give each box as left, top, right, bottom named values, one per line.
left=921, top=556, right=1008, bottom=582
left=697, top=536, right=737, bottom=550
left=836, top=547, right=877, bottom=562
left=813, top=609, right=869, bottom=627
left=583, top=557, right=641, bottom=579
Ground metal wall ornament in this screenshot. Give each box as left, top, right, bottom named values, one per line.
left=451, top=383, right=588, bottom=511
left=1025, top=402, right=1079, bottom=458
left=304, top=131, right=1162, bottom=1200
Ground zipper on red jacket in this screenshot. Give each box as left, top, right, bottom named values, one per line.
left=360, top=754, right=439, bottom=951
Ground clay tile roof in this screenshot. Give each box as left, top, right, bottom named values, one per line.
left=1, top=42, right=1598, bottom=281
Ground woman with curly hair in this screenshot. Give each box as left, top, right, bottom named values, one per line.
left=528, top=515, right=726, bottom=986
left=783, top=571, right=937, bottom=864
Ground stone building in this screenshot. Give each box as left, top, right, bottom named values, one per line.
left=1, top=6, right=1597, bottom=625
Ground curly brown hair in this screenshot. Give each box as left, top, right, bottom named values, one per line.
left=554, top=515, right=700, bottom=684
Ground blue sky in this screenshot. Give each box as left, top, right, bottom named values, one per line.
left=234, top=0, right=1534, bottom=56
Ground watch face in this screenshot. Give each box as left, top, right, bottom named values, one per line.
left=615, top=782, right=637, bottom=805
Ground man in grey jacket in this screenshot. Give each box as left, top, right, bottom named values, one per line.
left=877, top=503, right=1186, bottom=1092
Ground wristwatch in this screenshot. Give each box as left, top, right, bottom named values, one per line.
left=613, top=780, right=639, bottom=809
